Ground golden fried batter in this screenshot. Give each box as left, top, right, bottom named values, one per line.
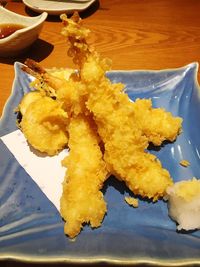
left=132, top=98, right=182, bottom=146
left=60, top=114, right=108, bottom=238
left=24, top=58, right=88, bottom=117
left=20, top=97, right=68, bottom=155
left=17, top=91, right=43, bottom=116
left=61, top=14, right=175, bottom=201
left=17, top=13, right=183, bottom=239
left=82, top=57, right=173, bottom=200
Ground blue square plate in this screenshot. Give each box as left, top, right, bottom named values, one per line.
left=0, top=62, right=200, bottom=265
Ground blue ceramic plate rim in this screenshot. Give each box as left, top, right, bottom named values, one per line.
left=0, top=62, right=200, bottom=265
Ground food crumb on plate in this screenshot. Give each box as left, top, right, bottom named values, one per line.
left=124, top=196, right=139, bottom=208
left=180, top=160, right=190, bottom=167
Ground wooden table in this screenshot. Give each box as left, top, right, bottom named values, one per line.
left=1, top=0, right=200, bottom=117
left=1, top=0, right=200, bottom=266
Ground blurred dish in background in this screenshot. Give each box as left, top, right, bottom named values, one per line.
left=22, top=0, right=96, bottom=15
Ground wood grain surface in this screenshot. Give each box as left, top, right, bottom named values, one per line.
left=0, top=0, right=200, bottom=266
left=1, top=0, right=200, bottom=116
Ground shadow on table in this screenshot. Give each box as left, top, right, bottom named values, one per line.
left=80, top=0, right=100, bottom=19
left=0, top=39, right=54, bottom=65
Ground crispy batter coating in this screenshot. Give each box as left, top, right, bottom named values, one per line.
left=61, top=14, right=175, bottom=200
left=17, top=13, right=184, bottom=238
left=20, top=97, right=68, bottom=155
left=132, top=98, right=182, bottom=146
left=125, top=196, right=139, bottom=208
left=17, top=91, right=43, bottom=116
left=180, top=159, right=190, bottom=167
left=24, top=58, right=89, bottom=117
left=23, top=58, right=182, bottom=148
left=21, top=61, right=108, bottom=237
left=60, top=114, right=107, bottom=238
left=82, top=57, right=173, bottom=200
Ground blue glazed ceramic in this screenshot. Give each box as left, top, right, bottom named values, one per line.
left=0, top=62, right=199, bottom=265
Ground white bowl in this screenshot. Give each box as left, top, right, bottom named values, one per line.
left=0, top=6, right=47, bottom=57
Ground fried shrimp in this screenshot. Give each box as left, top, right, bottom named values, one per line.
left=23, top=58, right=88, bottom=117
left=60, top=13, right=182, bottom=145
left=23, top=58, right=69, bottom=98
left=17, top=91, right=43, bottom=116
left=22, top=58, right=108, bottom=237
left=61, top=13, right=174, bottom=200
left=60, top=114, right=108, bottom=238
left=17, top=12, right=184, bottom=238
left=20, top=96, right=68, bottom=155
left=82, top=57, right=173, bottom=200
left=132, top=98, right=182, bottom=146
left=21, top=59, right=108, bottom=238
